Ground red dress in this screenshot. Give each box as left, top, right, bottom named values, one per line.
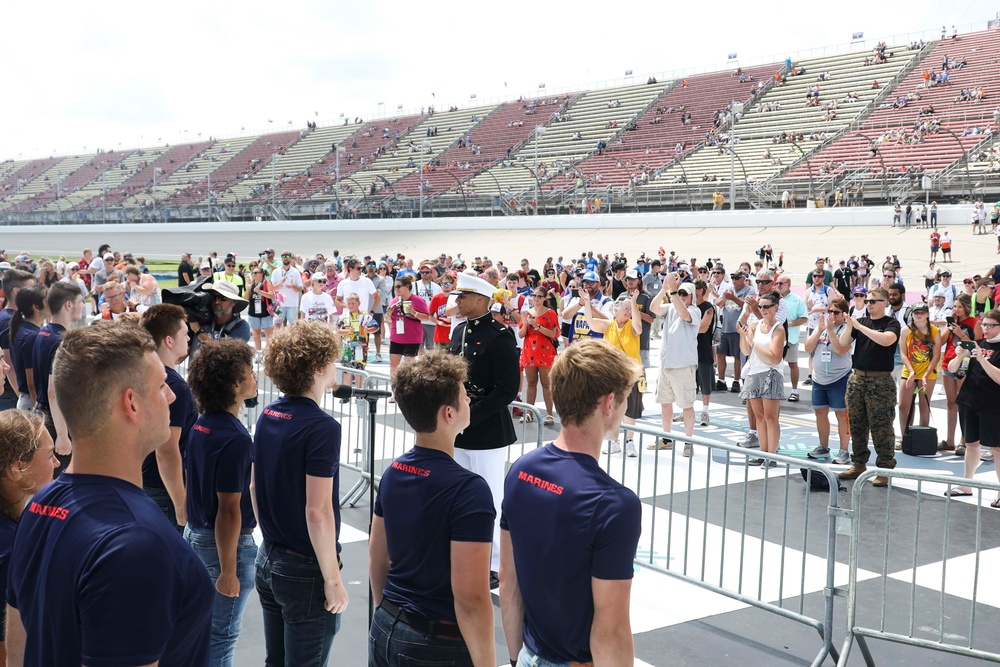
left=520, top=309, right=558, bottom=369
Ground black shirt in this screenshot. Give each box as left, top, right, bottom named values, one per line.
left=956, top=340, right=1000, bottom=412
left=177, top=260, right=196, bottom=286
left=851, top=316, right=901, bottom=371
left=834, top=269, right=851, bottom=297
left=635, top=291, right=652, bottom=351
left=610, top=277, right=627, bottom=299
left=696, top=302, right=715, bottom=363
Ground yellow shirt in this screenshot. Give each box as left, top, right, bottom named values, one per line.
left=604, top=318, right=640, bottom=361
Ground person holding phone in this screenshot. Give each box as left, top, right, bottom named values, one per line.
left=940, top=295, right=977, bottom=453
left=949, top=309, right=1000, bottom=500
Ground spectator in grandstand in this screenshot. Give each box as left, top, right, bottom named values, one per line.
left=500, top=339, right=641, bottom=667
left=805, top=299, right=853, bottom=464
left=253, top=321, right=348, bottom=665
left=9, top=285, right=48, bottom=412
left=270, top=251, right=303, bottom=328
left=738, top=292, right=786, bottom=465
left=387, top=275, right=431, bottom=377
left=191, top=282, right=251, bottom=350
left=0, top=408, right=58, bottom=663
left=898, top=303, right=941, bottom=440
left=519, top=286, right=558, bottom=427
left=183, top=339, right=258, bottom=667
left=951, top=307, right=1000, bottom=495
left=448, top=273, right=519, bottom=588
left=649, top=274, right=701, bottom=456
left=8, top=324, right=214, bottom=666
left=369, top=352, right=496, bottom=667
left=839, top=288, right=902, bottom=486
left=246, top=267, right=275, bottom=354
left=941, top=295, right=976, bottom=452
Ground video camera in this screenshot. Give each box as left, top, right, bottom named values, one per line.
left=160, top=275, right=215, bottom=327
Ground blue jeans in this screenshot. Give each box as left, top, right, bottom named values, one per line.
left=145, top=486, right=184, bottom=534
left=368, top=604, right=473, bottom=667
left=517, top=646, right=573, bottom=667
left=184, top=526, right=257, bottom=667
left=255, top=540, right=341, bottom=666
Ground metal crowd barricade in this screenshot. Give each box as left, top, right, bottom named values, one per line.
left=836, top=470, right=1000, bottom=666
left=608, top=422, right=842, bottom=667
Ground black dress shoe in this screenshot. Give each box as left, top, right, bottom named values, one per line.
left=490, top=571, right=500, bottom=590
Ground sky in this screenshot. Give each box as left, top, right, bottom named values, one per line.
left=1, top=0, right=996, bottom=161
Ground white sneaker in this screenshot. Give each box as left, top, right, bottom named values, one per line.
left=683, top=444, right=693, bottom=457
left=982, top=449, right=995, bottom=462
left=699, top=410, right=710, bottom=426
left=625, top=440, right=638, bottom=457
left=672, top=414, right=684, bottom=423
left=603, top=440, right=622, bottom=454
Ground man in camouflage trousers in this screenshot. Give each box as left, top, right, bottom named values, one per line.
left=837, top=288, right=902, bottom=487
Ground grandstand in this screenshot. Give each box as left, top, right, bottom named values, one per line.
left=1, top=25, right=999, bottom=224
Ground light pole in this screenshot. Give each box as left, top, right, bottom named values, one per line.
left=271, top=152, right=278, bottom=210
left=419, top=139, right=431, bottom=217
left=533, top=126, right=547, bottom=214
left=152, top=167, right=163, bottom=219
left=728, top=102, right=743, bottom=211
left=101, top=171, right=107, bottom=224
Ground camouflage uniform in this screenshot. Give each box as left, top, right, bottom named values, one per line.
left=846, top=374, right=897, bottom=468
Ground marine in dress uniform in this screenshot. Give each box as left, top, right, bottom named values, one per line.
left=448, top=273, right=519, bottom=582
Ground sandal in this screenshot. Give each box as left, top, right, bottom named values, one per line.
left=992, top=499, right=1000, bottom=509
left=788, top=393, right=800, bottom=403
left=944, top=489, right=972, bottom=497
left=521, top=412, right=534, bottom=423
left=543, top=415, right=555, bottom=426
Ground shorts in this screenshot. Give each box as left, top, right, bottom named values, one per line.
left=560, top=322, right=572, bottom=339
left=717, top=331, right=741, bottom=357
left=421, top=325, right=435, bottom=349
left=811, top=373, right=849, bottom=411
left=785, top=342, right=800, bottom=363
left=695, top=361, right=714, bottom=396
left=249, top=315, right=274, bottom=330
left=389, top=341, right=420, bottom=357
left=656, top=366, right=697, bottom=409
left=372, top=312, right=384, bottom=326
left=740, top=368, right=785, bottom=401
left=277, top=306, right=298, bottom=324
left=625, top=381, right=644, bottom=420
left=958, top=404, right=1000, bottom=448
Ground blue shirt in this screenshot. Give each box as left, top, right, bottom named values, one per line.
left=500, top=444, right=641, bottom=664
left=142, top=366, right=197, bottom=490
left=0, top=308, right=14, bottom=394
left=11, top=321, right=40, bottom=395
left=0, top=515, right=15, bottom=641
left=185, top=412, right=256, bottom=531
left=253, top=395, right=342, bottom=557
left=374, top=447, right=494, bottom=622
left=7, top=473, right=214, bottom=666
left=31, top=323, right=65, bottom=407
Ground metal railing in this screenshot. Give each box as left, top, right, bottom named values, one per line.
left=602, top=421, right=843, bottom=667
left=836, top=469, right=1000, bottom=666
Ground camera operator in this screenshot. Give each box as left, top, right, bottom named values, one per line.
left=189, top=282, right=251, bottom=353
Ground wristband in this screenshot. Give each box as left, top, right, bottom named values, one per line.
left=668, top=291, right=677, bottom=297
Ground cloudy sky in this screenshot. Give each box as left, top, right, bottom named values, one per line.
left=1, top=0, right=996, bottom=161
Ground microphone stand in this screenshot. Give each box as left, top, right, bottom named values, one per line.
left=364, top=393, right=380, bottom=624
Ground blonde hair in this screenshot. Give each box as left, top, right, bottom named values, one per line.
left=550, top=339, right=641, bottom=427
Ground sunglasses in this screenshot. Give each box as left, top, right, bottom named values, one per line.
left=226, top=264, right=235, bottom=267
left=394, top=284, right=405, bottom=289
left=964, top=280, right=974, bottom=285
left=757, top=280, right=773, bottom=284
left=713, top=271, right=724, bottom=275
left=759, top=304, right=776, bottom=310
left=441, top=281, right=454, bottom=286
left=315, top=279, right=328, bottom=284
left=812, top=274, right=824, bottom=278
left=420, top=271, right=432, bottom=275
left=864, top=299, right=886, bottom=305
left=533, top=293, right=546, bottom=298
left=828, top=310, right=843, bottom=315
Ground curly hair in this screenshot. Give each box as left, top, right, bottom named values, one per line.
left=264, top=320, right=342, bottom=396
left=0, top=410, right=47, bottom=521
left=391, top=352, right=467, bottom=433
left=187, top=340, right=254, bottom=414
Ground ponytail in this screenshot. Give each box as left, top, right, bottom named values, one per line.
left=10, top=285, right=47, bottom=342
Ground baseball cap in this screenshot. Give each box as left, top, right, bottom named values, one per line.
left=581, top=270, right=600, bottom=283
left=625, top=269, right=641, bottom=280
left=940, top=269, right=952, bottom=276
left=731, top=270, right=747, bottom=279
left=852, top=286, right=867, bottom=296
left=200, top=261, right=212, bottom=270
left=0, top=262, right=11, bottom=272
left=677, top=282, right=696, bottom=295
left=910, top=302, right=929, bottom=312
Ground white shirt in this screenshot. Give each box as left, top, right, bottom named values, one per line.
left=271, top=266, right=303, bottom=308
left=336, top=276, right=378, bottom=312
left=929, top=281, right=957, bottom=309
left=300, top=291, right=334, bottom=323
left=412, top=280, right=442, bottom=325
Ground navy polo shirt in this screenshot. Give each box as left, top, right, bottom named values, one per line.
left=0, top=515, right=15, bottom=640
left=0, top=308, right=14, bottom=395
left=11, top=321, right=41, bottom=395
left=500, top=443, right=642, bottom=664
left=7, top=473, right=214, bottom=666
left=253, top=395, right=342, bottom=557
left=31, top=323, right=65, bottom=407
left=142, top=366, right=197, bottom=490
left=185, top=412, right=256, bottom=531
left=374, top=447, right=494, bottom=622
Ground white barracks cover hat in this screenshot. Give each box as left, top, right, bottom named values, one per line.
left=455, top=273, right=497, bottom=299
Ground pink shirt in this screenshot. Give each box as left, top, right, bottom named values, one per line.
left=388, top=295, right=429, bottom=344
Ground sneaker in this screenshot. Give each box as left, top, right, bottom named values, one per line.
left=737, top=432, right=760, bottom=449
left=683, top=444, right=692, bottom=457
left=838, top=464, right=867, bottom=480
left=602, top=440, right=622, bottom=454
left=894, top=438, right=902, bottom=451
left=375, top=353, right=383, bottom=363
left=832, top=450, right=851, bottom=465
left=982, top=449, right=995, bottom=462
left=803, top=376, right=813, bottom=386
left=807, top=446, right=831, bottom=459
left=762, top=459, right=778, bottom=468
left=625, top=440, right=638, bottom=458
left=699, top=410, right=710, bottom=426
left=647, top=437, right=673, bottom=450
left=730, top=381, right=741, bottom=393
left=672, top=414, right=684, bottom=423
left=747, top=457, right=764, bottom=466
left=715, top=380, right=728, bottom=391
